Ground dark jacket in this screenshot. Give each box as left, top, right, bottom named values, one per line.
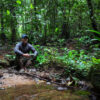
left=14, top=42, right=38, bottom=56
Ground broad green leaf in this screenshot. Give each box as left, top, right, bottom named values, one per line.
left=86, top=30, right=100, bottom=41
left=68, top=51, right=73, bottom=57
left=30, top=4, right=34, bottom=9
left=7, top=10, right=10, bottom=15
left=92, top=57, right=100, bottom=64
left=95, top=36, right=100, bottom=41
left=16, top=0, right=21, bottom=5
left=55, top=28, right=59, bottom=32
left=87, top=30, right=100, bottom=35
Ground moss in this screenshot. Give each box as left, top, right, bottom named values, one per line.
left=74, top=90, right=90, bottom=96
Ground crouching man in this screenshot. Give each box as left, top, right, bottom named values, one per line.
left=14, top=34, right=38, bottom=72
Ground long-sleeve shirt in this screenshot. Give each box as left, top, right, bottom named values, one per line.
left=14, top=42, right=38, bottom=57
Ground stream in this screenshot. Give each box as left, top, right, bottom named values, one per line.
left=0, top=68, right=99, bottom=100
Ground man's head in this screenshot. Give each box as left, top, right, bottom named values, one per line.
left=21, top=34, right=28, bottom=44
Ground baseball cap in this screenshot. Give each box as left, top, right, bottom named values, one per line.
left=21, top=34, right=28, bottom=39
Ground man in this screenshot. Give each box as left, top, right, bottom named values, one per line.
left=14, top=34, right=38, bottom=71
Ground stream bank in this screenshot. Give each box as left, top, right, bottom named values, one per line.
left=0, top=68, right=98, bottom=100
left=0, top=45, right=100, bottom=100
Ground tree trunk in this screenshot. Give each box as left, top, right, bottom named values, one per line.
left=61, top=3, right=70, bottom=39
left=0, top=4, right=6, bottom=43
left=61, top=22, right=69, bottom=39
left=86, top=0, right=99, bottom=37
left=10, top=3, right=17, bottom=43
left=31, top=0, right=33, bottom=31
left=44, top=24, right=47, bottom=45
left=86, top=0, right=100, bottom=44
left=34, top=0, right=38, bottom=31
left=1, top=8, right=4, bottom=35
left=10, top=11, right=17, bottom=42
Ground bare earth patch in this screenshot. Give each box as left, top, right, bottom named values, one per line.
left=0, top=72, right=45, bottom=88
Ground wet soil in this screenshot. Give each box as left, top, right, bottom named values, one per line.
left=0, top=69, right=46, bottom=88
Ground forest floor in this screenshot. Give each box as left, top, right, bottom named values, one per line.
left=0, top=43, right=88, bottom=89
left=0, top=45, right=65, bottom=88
left=0, top=42, right=98, bottom=100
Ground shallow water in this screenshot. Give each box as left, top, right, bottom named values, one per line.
left=0, top=69, right=91, bottom=100
left=0, top=84, right=89, bottom=100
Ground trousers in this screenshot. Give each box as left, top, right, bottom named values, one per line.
left=15, top=56, right=33, bottom=70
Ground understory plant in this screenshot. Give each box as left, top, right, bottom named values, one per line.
left=34, top=45, right=97, bottom=79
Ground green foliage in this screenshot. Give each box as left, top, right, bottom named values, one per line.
left=92, top=57, right=100, bottom=64
left=55, top=28, right=59, bottom=33
left=7, top=10, right=10, bottom=15
left=87, top=30, right=100, bottom=41
left=74, top=36, right=92, bottom=46
left=34, top=45, right=97, bottom=79
left=57, top=39, right=66, bottom=46
left=0, top=0, right=99, bottom=81
left=5, top=55, right=16, bottom=60
left=1, top=0, right=100, bottom=43
left=30, top=4, right=34, bottom=9
left=56, top=49, right=93, bottom=79
left=16, top=0, right=21, bottom=5
left=74, top=90, right=90, bottom=96
left=87, top=30, right=100, bottom=35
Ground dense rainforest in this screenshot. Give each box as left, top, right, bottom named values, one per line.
left=0, top=0, right=100, bottom=100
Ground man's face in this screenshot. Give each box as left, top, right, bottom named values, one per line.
left=22, top=38, right=28, bottom=44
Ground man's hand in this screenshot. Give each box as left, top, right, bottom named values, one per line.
left=23, top=53, right=31, bottom=57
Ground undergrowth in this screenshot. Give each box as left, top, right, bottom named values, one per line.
left=34, top=45, right=99, bottom=80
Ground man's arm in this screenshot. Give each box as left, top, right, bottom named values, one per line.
left=14, top=43, right=32, bottom=57
left=14, top=43, right=24, bottom=56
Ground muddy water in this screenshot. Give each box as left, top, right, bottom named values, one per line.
left=0, top=84, right=89, bottom=100
left=0, top=70, right=90, bottom=100
left=0, top=70, right=89, bottom=100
